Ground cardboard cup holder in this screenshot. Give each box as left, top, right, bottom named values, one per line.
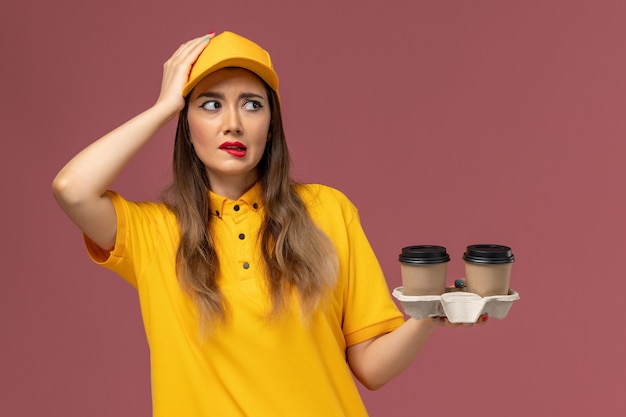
left=392, top=285, right=520, bottom=323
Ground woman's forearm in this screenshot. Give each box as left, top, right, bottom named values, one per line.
left=347, top=318, right=437, bottom=390
left=53, top=35, right=212, bottom=208
left=52, top=104, right=176, bottom=204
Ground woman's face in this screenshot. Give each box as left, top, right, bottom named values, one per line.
left=187, top=68, right=271, bottom=192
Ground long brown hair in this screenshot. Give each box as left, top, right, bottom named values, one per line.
left=164, top=77, right=338, bottom=333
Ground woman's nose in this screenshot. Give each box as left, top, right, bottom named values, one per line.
left=221, top=107, right=243, bottom=135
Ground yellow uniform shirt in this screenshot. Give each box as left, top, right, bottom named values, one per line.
left=86, top=183, right=404, bottom=416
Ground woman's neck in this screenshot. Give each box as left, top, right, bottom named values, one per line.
left=207, top=172, right=258, bottom=200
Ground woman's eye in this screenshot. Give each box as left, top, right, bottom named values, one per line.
left=243, top=101, right=262, bottom=111
left=201, top=100, right=221, bottom=110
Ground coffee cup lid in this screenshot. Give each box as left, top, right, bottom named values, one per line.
left=462, top=244, right=515, bottom=264
left=399, top=245, right=450, bottom=264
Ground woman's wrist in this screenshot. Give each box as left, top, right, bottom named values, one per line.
left=149, top=100, right=184, bottom=124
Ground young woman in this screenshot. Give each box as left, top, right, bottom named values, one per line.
left=53, top=31, right=467, bottom=416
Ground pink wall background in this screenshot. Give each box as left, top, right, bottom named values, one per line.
left=2, top=0, right=625, bottom=415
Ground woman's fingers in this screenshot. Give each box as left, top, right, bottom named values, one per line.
left=167, top=33, right=214, bottom=68
left=431, top=317, right=462, bottom=328
left=155, top=32, right=215, bottom=111
left=430, top=314, right=489, bottom=328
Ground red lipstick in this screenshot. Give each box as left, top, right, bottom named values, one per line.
left=219, top=141, right=247, bottom=158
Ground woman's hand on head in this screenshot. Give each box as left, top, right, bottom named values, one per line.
left=154, top=33, right=214, bottom=116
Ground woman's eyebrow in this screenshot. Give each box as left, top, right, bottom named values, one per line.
left=239, top=92, right=266, bottom=101
left=196, top=91, right=225, bottom=100
left=196, top=91, right=266, bottom=101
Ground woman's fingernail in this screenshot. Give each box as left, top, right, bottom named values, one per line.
left=480, top=315, right=489, bottom=322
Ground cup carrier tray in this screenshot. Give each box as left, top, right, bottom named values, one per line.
left=392, top=285, right=520, bottom=323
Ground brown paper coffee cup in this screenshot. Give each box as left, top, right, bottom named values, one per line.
left=463, top=244, right=515, bottom=297
left=399, top=246, right=450, bottom=296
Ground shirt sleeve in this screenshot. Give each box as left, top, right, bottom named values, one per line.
left=83, top=191, right=173, bottom=288
left=341, top=205, right=405, bottom=346
left=302, top=185, right=404, bottom=347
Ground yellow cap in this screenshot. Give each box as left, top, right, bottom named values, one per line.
left=182, top=31, right=279, bottom=97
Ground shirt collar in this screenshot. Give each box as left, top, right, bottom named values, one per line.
left=209, top=182, right=263, bottom=218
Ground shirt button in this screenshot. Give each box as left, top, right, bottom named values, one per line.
left=238, top=233, right=245, bottom=240
left=234, top=205, right=240, bottom=211
left=243, top=262, right=250, bottom=269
